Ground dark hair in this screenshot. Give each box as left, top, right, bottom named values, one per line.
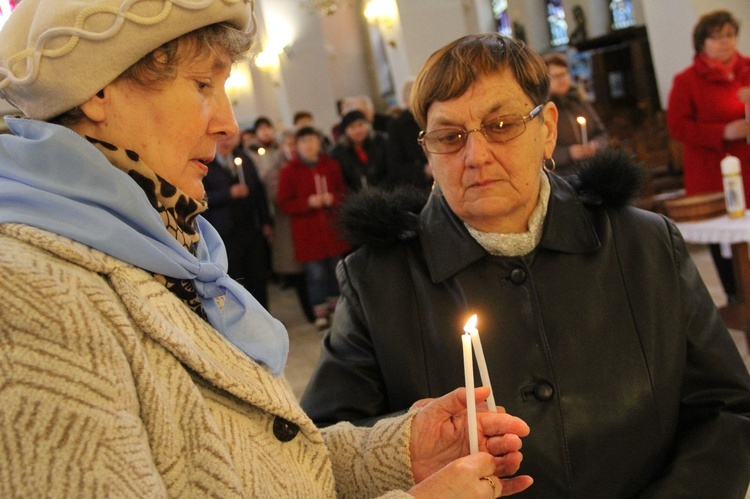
left=341, top=110, right=368, bottom=130
left=295, top=126, right=321, bottom=140
left=410, top=34, right=549, bottom=129
left=253, top=116, right=273, bottom=130
left=293, top=110, right=313, bottom=124
left=543, top=52, right=569, bottom=70
left=693, top=10, right=740, bottom=53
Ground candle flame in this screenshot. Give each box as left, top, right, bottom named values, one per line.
left=576, top=116, right=587, bottom=125
left=463, top=314, right=478, bottom=334
left=233, top=157, right=243, bottom=167
left=258, top=147, right=267, bottom=156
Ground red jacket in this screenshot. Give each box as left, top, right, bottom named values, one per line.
left=277, top=154, right=350, bottom=262
left=667, top=52, right=750, bottom=197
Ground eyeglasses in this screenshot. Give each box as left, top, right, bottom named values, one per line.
left=707, top=32, right=736, bottom=41
left=549, top=71, right=569, bottom=79
left=418, top=104, right=544, bottom=154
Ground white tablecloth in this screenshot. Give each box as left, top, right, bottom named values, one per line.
left=675, top=214, right=750, bottom=258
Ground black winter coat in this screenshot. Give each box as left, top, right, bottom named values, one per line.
left=301, top=152, right=750, bottom=498
left=329, top=132, right=388, bottom=193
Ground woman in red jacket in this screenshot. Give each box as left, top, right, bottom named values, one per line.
left=667, top=9, right=750, bottom=302
left=277, top=126, right=350, bottom=329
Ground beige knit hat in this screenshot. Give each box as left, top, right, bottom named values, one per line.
left=0, top=0, right=253, bottom=120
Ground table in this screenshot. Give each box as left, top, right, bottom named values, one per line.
left=675, top=214, right=750, bottom=343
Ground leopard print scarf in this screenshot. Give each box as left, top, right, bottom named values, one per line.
left=86, top=136, right=208, bottom=319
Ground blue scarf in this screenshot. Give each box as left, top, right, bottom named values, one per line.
left=0, top=117, right=288, bottom=376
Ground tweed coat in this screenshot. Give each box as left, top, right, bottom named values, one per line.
left=0, top=222, right=414, bottom=498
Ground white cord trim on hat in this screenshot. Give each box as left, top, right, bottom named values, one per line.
left=0, top=0, right=244, bottom=91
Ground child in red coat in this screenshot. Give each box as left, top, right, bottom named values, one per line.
left=277, top=126, right=350, bottom=329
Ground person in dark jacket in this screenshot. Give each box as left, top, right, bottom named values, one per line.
left=330, top=110, right=388, bottom=193
left=203, top=133, right=272, bottom=308
left=301, top=33, right=750, bottom=498
left=385, top=78, right=433, bottom=190
left=543, top=52, right=608, bottom=175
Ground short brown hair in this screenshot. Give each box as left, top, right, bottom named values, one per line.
left=50, top=22, right=252, bottom=127
left=543, top=52, right=569, bottom=70
left=693, top=10, right=740, bottom=54
left=410, top=34, right=549, bottom=129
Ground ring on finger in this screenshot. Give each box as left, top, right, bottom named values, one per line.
left=480, top=475, right=497, bottom=496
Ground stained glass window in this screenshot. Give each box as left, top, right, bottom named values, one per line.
left=491, top=0, right=513, bottom=38
left=547, top=0, right=569, bottom=47
left=610, top=0, right=635, bottom=30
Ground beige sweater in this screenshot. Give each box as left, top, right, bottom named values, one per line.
left=0, top=223, right=415, bottom=498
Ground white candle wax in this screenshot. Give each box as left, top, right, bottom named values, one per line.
left=462, top=333, right=479, bottom=454
left=233, top=156, right=246, bottom=185
left=576, top=116, right=589, bottom=146
left=469, top=330, right=497, bottom=412
left=576, top=116, right=588, bottom=146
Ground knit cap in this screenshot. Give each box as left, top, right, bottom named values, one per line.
left=0, top=0, right=253, bottom=120
left=340, top=110, right=368, bottom=131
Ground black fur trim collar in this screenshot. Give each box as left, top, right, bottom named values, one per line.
left=339, top=148, right=645, bottom=248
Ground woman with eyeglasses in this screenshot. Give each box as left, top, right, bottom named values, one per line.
left=667, top=9, right=750, bottom=305
left=302, top=33, right=750, bottom=498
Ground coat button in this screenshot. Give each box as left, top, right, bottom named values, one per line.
left=534, top=382, right=554, bottom=402
left=273, top=416, right=299, bottom=442
left=509, top=268, right=526, bottom=284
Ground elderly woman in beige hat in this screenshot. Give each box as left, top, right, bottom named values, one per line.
left=0, top=1, right=532, bottom=497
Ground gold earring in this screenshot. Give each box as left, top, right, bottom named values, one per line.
left=543, top=157, right=556, bottom=173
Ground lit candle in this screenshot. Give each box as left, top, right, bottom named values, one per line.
left=233, top=156, right=246, bottom=185
left=576, top=116, right=588, bottom=146
left=462, top=332, right=479, bottom=454
left=258, top=146, right=267, bottom=156
left=464, top=315, right=496, bottom=412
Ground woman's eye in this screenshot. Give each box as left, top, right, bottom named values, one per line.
left=196, top=80, right=212, bottom=90
left=486, top=120, right=508, bottom=132
left=439, top=132, right=463, bottom=143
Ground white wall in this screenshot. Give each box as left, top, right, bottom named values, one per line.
left=643, top=0, right=750, bottom=109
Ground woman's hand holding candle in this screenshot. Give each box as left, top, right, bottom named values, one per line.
left=407, top=387, right=532, bottom=497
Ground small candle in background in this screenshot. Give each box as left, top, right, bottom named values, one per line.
left=464, top=315, right=496, bottom=412
left=462, top=332, right=479, bottom=454
left=314, top=173, right=322, bottom=196
left=258, top=147, right=267, bottom=156
left=576, top=116, right=588, bottom=146
left=233, top=156, right=246, bottom=185
left=721, top=154, right=746, bottom=218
